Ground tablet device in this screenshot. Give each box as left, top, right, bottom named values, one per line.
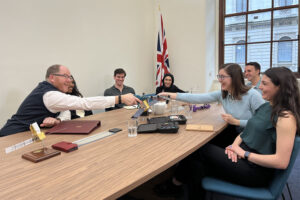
left=137, top=124, right=158, bottom=133
left=147, top=115, right=187, bottom=124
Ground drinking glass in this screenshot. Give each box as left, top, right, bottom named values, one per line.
left=128, top=118, right=138, bottom=137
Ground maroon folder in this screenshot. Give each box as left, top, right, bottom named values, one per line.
left=45, top=120, right=101, bottom=134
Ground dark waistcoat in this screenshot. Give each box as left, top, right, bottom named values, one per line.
left=0, top=81, right=59, bottom=136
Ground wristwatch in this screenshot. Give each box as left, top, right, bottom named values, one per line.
left=118, top=95, right=122, bottom=104
left=244, top=151, right=250, bottom=160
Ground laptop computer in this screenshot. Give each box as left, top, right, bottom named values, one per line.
left=45, top=120, right=101, bottom=134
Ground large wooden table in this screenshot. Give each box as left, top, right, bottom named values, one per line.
left=0, top=103, right=226, bottom=200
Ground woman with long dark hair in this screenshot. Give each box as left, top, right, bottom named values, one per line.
left=67, top=76, right=93, bottom=119
left=155, top=67, right=300, bottom=199
left=159, top=63, right=265, bottom=148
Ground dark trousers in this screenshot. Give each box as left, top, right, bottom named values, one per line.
left=209, top=125, right=243, bottom=148
left=174, top=143, right=274, bottom=199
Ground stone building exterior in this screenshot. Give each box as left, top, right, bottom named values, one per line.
left=223, top=0, right=298, bottom=72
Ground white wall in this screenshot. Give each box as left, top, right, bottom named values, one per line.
left=0, top=0, right=218, bottom=127
left=0, top=0, right=156, bottom=126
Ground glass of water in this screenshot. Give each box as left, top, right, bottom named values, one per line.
left=184, top=104, right=193, bottom=119
left=170, top=100, right=179, bottom=115
left=128, top=118, right=138, bottom=137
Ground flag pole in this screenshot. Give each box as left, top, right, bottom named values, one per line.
left=155, top=2, right=170, bottom=87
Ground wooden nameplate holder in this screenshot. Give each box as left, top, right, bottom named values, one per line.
left=22, top=147, right=61, bottom=163
left=185, top=124, right=214, bottom=132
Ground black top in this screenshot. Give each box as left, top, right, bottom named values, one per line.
left=155, top=73, right=185, bottom=94
left=0, top=81, right=59, bottom=136
left=104, top=85, right=135, bottom=111
left=68, top=85, right=93, bottom=119
left=156, top=85, right=185, bottom=94
left=70, top=110, right=93, bottom=119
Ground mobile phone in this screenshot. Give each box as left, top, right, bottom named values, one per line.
left=109, top=128, right=122, bottom=133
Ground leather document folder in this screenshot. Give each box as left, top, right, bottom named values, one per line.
left=45, top=120, right=101, bottom=134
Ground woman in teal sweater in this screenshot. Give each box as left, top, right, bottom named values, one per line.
left=155, top=67, right=300, bottom=199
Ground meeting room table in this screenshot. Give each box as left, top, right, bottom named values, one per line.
left=0, top=103, right=227, bottom=200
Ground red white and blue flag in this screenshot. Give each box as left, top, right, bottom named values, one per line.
left=156, top=13, right=170, bottom=87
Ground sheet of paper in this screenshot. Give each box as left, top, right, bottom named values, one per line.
left=123, top=105, right=138, bottom=110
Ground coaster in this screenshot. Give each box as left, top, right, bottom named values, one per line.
left=186, top=124, right=214, bottom=132
left=22, top=147, right=61, bottom=163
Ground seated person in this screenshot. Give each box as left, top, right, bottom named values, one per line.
left=244, top=62, right=262, bottom=94
left=104, top=68, right=135, bottom=111
left=0, top=64, right=140, bottom=136
left=155, top=67, right=300, bottom=199
left=156, top=73, right=185, bottom=94
left=67, top=76, right=93, bottom=119
left=159, top=63, right=265, bottom=148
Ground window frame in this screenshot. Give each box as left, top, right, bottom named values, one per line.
left=219, top=0, right=300, bottom=76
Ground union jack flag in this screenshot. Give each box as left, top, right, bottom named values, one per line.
left=156, top=13, right=170, bottom=87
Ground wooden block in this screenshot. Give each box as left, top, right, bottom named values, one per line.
left=185, top=124, right=214, bottom=132
left=22, top=147, right=61, bottom=163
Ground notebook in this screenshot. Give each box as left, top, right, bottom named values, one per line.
left=45, top=120, right=101, bottom=134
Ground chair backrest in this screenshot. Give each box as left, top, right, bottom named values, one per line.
left=269, top=136, right=300, bottom=198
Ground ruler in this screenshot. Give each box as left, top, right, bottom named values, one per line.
left=5, top=138, right=34, bottom=154
left=73, top=131, right=117, bottom=147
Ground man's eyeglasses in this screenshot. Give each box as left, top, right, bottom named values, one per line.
left=52, top=74, right=73, bottom=80
left=217, top=75, right=231, bottom=80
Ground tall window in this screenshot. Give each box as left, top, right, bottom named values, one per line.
left=220, top=0, right=299, bottom=74
left=278, top=36, right=292, bottom=62
left=236, top=40, right=246, bottom=63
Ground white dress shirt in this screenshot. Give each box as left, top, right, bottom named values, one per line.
left=56, top=110, right=71, bottom=121
left=43, top=91, right=116, bottom=113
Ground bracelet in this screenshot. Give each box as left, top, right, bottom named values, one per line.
left=118, top=95, right=122, bottom=104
